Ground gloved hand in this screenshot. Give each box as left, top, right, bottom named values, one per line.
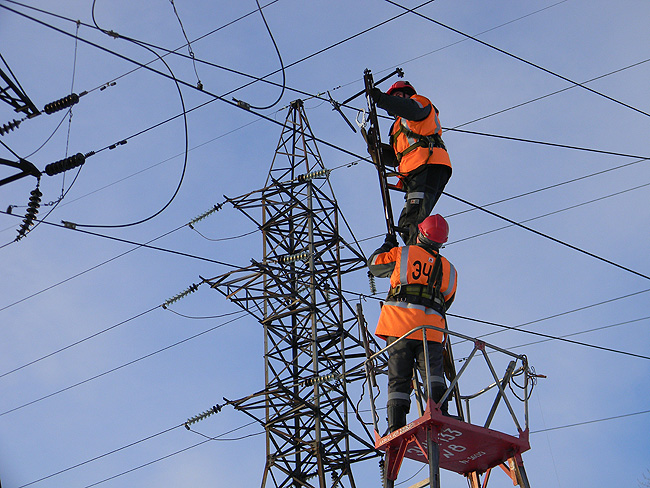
left=380, top=143, right=398, bottom=167
left=369, top=87, right=383, bottom=103
left=384, top=233, right=398, bottom=248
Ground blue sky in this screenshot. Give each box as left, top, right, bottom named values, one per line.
left=1, top=1, right=649, bottom=487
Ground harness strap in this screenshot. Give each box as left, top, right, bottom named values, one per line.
left=390, top=124, right=446, bottom=163
left=387, top=251, right=446, bottom=314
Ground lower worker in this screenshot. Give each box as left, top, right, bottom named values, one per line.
left=367, top=214, right=458, bottom=432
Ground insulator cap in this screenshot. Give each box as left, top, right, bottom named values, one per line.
left=45, top=153, right=85, bottom=176
left=44, top=93, right=80, bottom=114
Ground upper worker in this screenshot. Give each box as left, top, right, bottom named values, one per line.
left=370, top=80, right=452, bottom=246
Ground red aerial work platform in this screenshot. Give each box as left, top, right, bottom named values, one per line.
left=356, top=312, right=540, bottom=488
left=376, top=400, right=530, bottom=487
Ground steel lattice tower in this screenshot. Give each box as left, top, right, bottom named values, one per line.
left=204, top=100, right=378, bottom=488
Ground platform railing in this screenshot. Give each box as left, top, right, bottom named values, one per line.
left=357, top=321, right=532, bottom=438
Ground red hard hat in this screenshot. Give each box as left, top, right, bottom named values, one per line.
left=418, top=214, right=449, bottom=244
left=386, top=80, right=416, bottom=97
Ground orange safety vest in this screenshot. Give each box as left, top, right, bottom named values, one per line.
left=389, top=94, right=452, bottom=175
left=370, top=245, right=457, bottom=342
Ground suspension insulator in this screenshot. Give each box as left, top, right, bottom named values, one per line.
left=297, top=168, right=331, bottom=182
left=302, top=372, right=341, bottom=386
left=162, top=283, right=200, bottom=309
left=278, top=251, right=310, bottom=264
left=367, top=270, right=377, bottom=295
left=0, top=119, right=21, bottom=136
left=44, top=153, right=85, bottom=176
left=188, top=203, right=223, bottom=228
left=184, top=404, right=222, bottom=430
left=43, top=93, right=80, bottom=114
left=16, top=187, right=42, bottom=240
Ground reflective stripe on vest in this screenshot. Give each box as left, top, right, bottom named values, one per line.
left=380, top=300, right=444, bottom=319
left=443, top=263, right=456, bottom=301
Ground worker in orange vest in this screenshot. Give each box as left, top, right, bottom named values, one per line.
left=367, top=214, right=457, bottom=432
left=370, top=81, right=452, bottom=245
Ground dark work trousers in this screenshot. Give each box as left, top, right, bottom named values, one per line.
left=398, top=164, right=452, bottom=245
left=386, top=336, right=446, bottom=412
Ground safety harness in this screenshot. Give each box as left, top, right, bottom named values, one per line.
left=389, top=122, right=447, bottom=164
left=385, top=247, right=446, bottom=315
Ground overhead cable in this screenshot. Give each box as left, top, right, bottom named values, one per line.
left=531, top=408, right=650, bottom=434
left=443, top=191, right=650, bottom=281
left=384, top=0, right=650, bottom=118
left=0, top=313, right=247, bottom=418
left=449, top=313, right=650, bottom=361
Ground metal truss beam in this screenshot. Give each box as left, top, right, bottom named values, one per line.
left=204, top=100, right=378, bottom=487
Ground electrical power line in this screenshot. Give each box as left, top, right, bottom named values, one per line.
left=346, top=287, right=650, bottom=361
left=0, top=313, right=247, bottom=418
left=443, top=191, right=650, bottom=281
left=2, top=3, right=644, bottom=484
left=530, top=408, right=650, bottom=434
left=16, top=419, right=259, bottom=488
left=384, top=0, right=650, bottom=118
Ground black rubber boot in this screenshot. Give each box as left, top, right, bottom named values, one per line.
left=386, top=404, right=408, bottom=434
left=430, top=385, right=450, bottom=416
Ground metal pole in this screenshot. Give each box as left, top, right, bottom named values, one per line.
left=426, top=427, right=440, bottom=488
left=362, top=69, right=396, bottom=236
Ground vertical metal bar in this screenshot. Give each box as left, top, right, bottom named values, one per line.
left=524, top=360, right=530, bottom=431
left=426, top=427, right=440, bottom=488
left=481, top=349, right=522, bottom=431
left=363, top=69, right=396, bottom=236
left=422, top=333, right=432, bottom=405
left=484, top=361, right=515, bottom=429
left=357, top=303, right=380, bottom=435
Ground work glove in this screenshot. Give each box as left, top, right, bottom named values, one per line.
left=369, top=87, right=383, bottom=104
left=384, top=233, right=398, bottom=248
left=379, top=143, right=398, bottom=167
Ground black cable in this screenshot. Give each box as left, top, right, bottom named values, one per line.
left=383, top=0, right=650, bottom=118
left=509, top=315, right=650, bottom=351
left=245, top=0, right=286, bottom=110
left=0, top=209, right=247, bottom=269
left=0, top=216, right=208, bottom=312
left=77, top=3, right=189, bottom=229
left=16, top=417, right=258, bottom=488
left=443, top=191, right=650, bottom=281
left=16, top=424, right=183, bottom=488
left=446, top=157, right=649, bottom=219
left=81, top=441, right=212, bottom=488
left=450, top=56, right=650, bottom=131
left=79, top=421, right=259, bottom=488
left=191, top=227, right=258, bottom=242
left=449, top=313, right=650, bottom=361
left=448, top=180, right=650, bottom=246
left=445, top=127, right=650, bottom=160
left=187, top=425, right=265, bottom=441
left=168, top=0, right=202, bottom=88
left=457, top=286, right=650, bottom=341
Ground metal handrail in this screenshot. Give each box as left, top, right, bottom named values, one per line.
left=355, top=324, right=532, bottom=435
